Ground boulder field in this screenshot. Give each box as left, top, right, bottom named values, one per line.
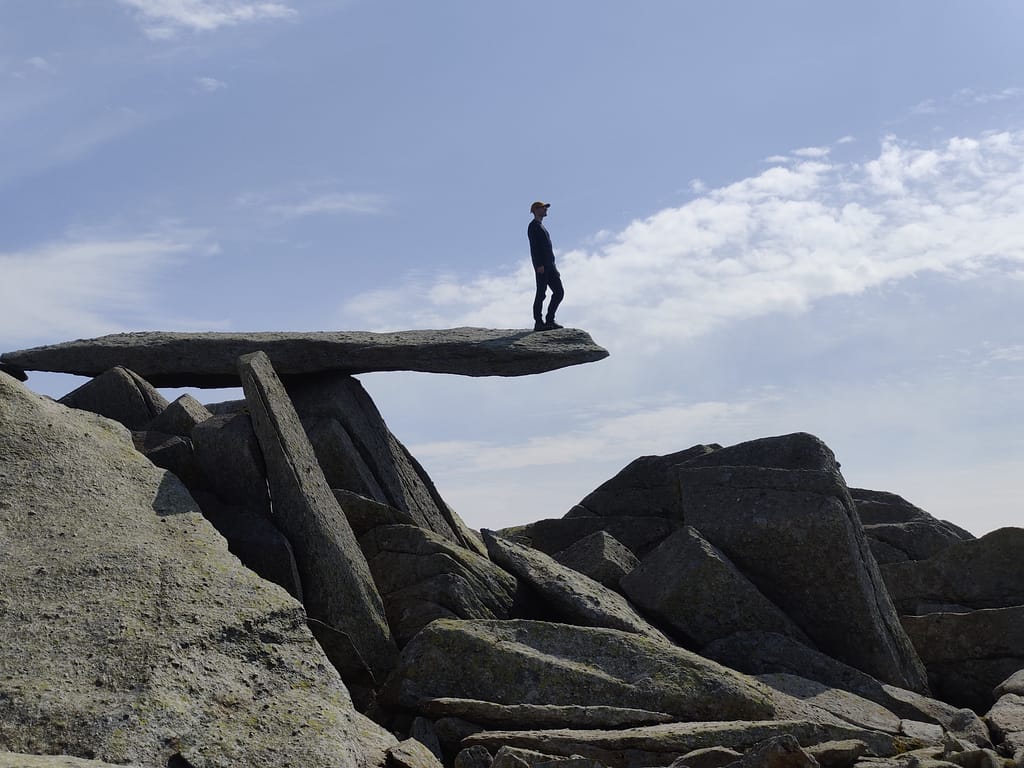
left=1, top=327, right=1021, bottom=768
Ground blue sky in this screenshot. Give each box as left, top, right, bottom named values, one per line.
left=3, top=1, right=1024, bottom=536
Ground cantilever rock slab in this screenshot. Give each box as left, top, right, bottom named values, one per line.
left=1, top=327, right=609, bottom=388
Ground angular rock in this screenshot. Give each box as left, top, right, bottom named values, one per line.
left=190, top=411, right=270, bottom=514
left=418, top=697, right=676, bottom=730
left=757, top=673, right=902, bottom=735
left=901, top=607, right=1024, bottom=713
left=723, top=735, right=819, bottom=768
left=237, top=351, right=397, bottom=684
left=985, top=694, right=1024, bottom=743
left=995, top=671, right=1024, bottom=699
left=620, top=526, right=811, bottom=648
left=58, top=365, right=167, bottom=430
left=0, top=361, right=27, bottom=381
left=0, top=372, right=396, bottom=767
left=851, top=488, right=975, bottom=565
left=677, top=458, right=928, bottom=693
left=334, top=489, right=418, bottom=536
left=383, top=619, right=775, bottom=723
left=553, top=531, right=640, bottom=587
left=147, top=393, right=212, bottom=437
left=288, top=372, right=481, bottom=552
left=388, top=738, right=445, bottom=768
left=456, top=746, right=495, bottom=768
left=881, top=528, right=1024, bottom=614
left=2, top=327, right=610, bottom=387
left=411, top=716, right=445, bottom=762
left=359, top=524, right=518, bottom=644
left=482, top=530, right=669, bottom=641
left=501, top=516, right=680, bottom=559
left=670, top=747, right=743, bottom=768
left=461, top=721, right=898, bottom=768
left=805, top=740, right=872, bottom=768
left=679, top=433, right=844, bottom=474
left=0, top=756, right=127, bottom=768
left=131, top=430, right=197, bottom=486
left=569, top=445, right=718, bottom=519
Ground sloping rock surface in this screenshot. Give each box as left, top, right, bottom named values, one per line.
left=0, top=372, right=396, bottom=767
left=58, top=365, right=167, bottom=430
left=2, top=327, right=609, bottom=387
left=382, top=619, right=775, bottom=723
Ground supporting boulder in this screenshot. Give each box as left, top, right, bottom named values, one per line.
left=237, top=350, right=397, bottom=685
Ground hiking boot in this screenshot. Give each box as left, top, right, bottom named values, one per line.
left=533, top=321, right=548, bottom=332
left=545, top=320, right=564, bottom=330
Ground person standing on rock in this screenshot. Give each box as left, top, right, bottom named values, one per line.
left=528, top=201, right=564, bottom=332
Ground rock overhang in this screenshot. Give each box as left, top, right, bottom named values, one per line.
left=1, top=326, right=610, bottom=388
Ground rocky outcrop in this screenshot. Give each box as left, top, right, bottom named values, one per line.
left=552, top=531, right=639, bottom=588
left=2, top=327, right=609, bottom=387
left=237, top=351, right=397, bottom=685
left=0, top=371, right=396, bottom=767
left=482, top=531, right=668, bottom=642
left=850, top=489, right=974, bottom=565
left=59, top=365, right=168, bottom=430
left=499, top=516, right=680, bottom=559
left=382, top=619, right=775, bottom=722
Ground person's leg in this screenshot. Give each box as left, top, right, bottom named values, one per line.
left=545, top=271, right=564, bottom=325
left=533, top=272, right=548, bottom=328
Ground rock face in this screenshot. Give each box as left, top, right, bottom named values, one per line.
left=237, top=351, right=397, bottom=684
left=2, top=327, right=610, bottom=387
left=0, top=372, right=396, bottom=767
left=7, top=327, right=1024, bottom=768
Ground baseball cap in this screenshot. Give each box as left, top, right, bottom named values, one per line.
left=530, top=201, right=551, bottom=213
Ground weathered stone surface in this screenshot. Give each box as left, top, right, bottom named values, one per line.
left=501, top=516, right=679, bottom=559
left=237, top=350, right=397, bottom=683
left=335, top=489, right=418, bottom=536
left=882, top=529, right=1024, bottom=614
left=678, top=455, right=928, bottom=693
left=147, top=393, right=212, bottom=437
left=411, top=716, right=445, bottom=762
left=996, top=671, right=1024, bottom=699
left=2, top=327, right=610, bottom=386
left=805, top=740, right=871, bottom=768
left=569, top=445, right=717, bottom=519
left=482, top=530, right=669, bottom=641
left=388, top=738, right=445, bottom=768
left=552, top=531, right=639, bottom=587
left=757, top=674, right=902, bottom=735
left=620, top=526, right=811, bottom=648
left=456, top=745, right=495, bottom=768
left=984, top=694, right=1024, bottom=743
left=0, top=756, right=127, bottom=768
left=383, top=619, right=775, bottom=722
left=132, top=430, right=197, bottom=486
left=288, top=372, right=482, bottom=553
left=359, top=524, right=518, bottom=644
left=723, top=734, right=819, bottom=768
left=461, top=721, right=898, bottom=768
left=419, top=697, right=676, bottom=730
left=0, top=372, right=396, bottom=767
left=0, top=361, right=27, bottom=381
left=190, top=411, right=270, bottom=514
left=58, top=365, right=167, bottom=430
left=901, top=607, right=1024, bottom=713
left=670, top=746, right=742, bottom=768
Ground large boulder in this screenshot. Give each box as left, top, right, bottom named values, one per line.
left=359, top=524, right=518, bottom=644
left=237, top=351, right=397, bottom=685
left=499, top=516, right=680, bottom=559
left=552, top=531, right=639, bottom=587
left=900, top=607, right=1024, bottom=713
left=0, top=371, right=396, bottom=767
left=482, top=530, right=669, bottom=642
left=850, top=489, right=974, bottom=564
left=2, top=327, right=610, bottom=387
left=58, top=365, right=167, bottom=430
left=620, top=526, right=811, bottom=649
left=286, top=371, right=483, bottom=554
left=382, top=619, right=776, bottom=723
left=881, top=529, right=1024, bottom=614
left=676, top=434, right=928, bottom=693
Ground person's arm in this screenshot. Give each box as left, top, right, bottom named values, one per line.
left=528, top=222, right=546, bottom=272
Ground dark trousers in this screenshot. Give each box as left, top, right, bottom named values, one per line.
left=534, top=268, right=564, bottom=323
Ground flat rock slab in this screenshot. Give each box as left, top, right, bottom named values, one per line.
left=2, top=327, right=610, bottom=387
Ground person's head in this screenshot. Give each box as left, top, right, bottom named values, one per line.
left=531, top=201, right=550, bottom=220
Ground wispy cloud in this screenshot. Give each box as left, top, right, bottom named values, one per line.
left=237, top=185, right=388, bottom=219
left=0, top=232, right=206, bottom=345
left=117, top=0, right=297, bottom=39
left=341, top=130, right=1024, bottom=356
left=195, top=76, right=227, bottom=92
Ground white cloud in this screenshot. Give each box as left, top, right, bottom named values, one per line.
left=267, top=192, right=386, bottom=218
left=0, top=233, right=201, bottom=345
left=117, top=0, right=296, bottom=38
left=341, top=130, right=1024, bottom=356
left=195, top=76, right=227, bottom=92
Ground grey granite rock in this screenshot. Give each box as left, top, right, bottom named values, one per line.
left=500, top=516, right=679, bottom=559
left=456, top=745, right=495, bottom=768
left=678, top=459, right=928, bottom=693
left=418, top=697, right=676, bottom=730
left=58, top=365, right=167, bottom=430
left=620, top=526, right=810, bottom=648
left=359, top=524, right=518, bottom=644
left=986, top=693, right=1024, bottom=744
left=388, top=738, right=445, bottom=768
left=238, top=350, right=397, bottom=684
left=190, top=411, right=270, bottom=514
left=722, top=734, right=819, bottom=768
left=382, top=619, right=775, bottom=723
left=552, top=531, right=639, bottom=587
left=147, top=393, right=212, bottom=437
left=482, top=530, right=669, bottom=641
left=2, top=327, right=609, bottom=387
left=0, top=372, right=396, bottom=767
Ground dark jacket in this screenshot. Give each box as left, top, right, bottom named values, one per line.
left=528, top=219, right=556, bottom=270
